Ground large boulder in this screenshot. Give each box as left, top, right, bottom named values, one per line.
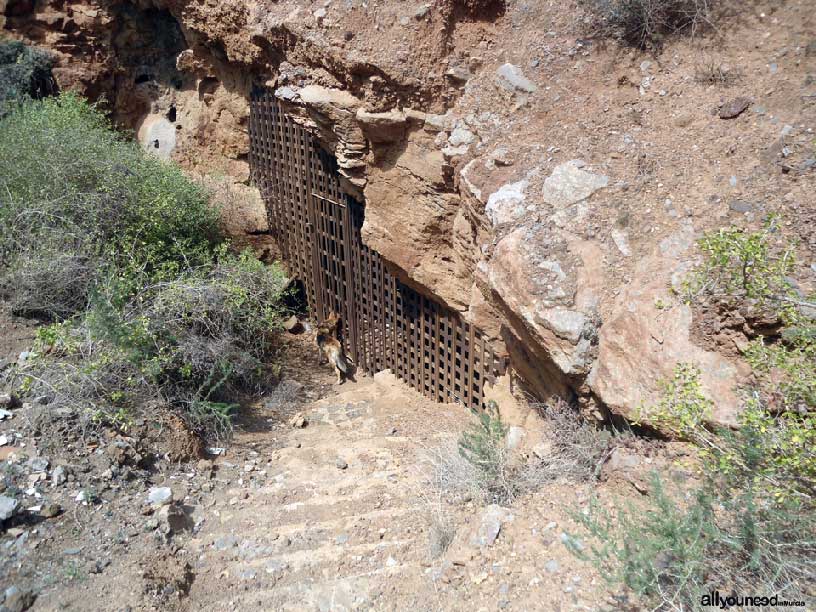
left=588, top=236, right=747, bottom=428
left=481, top=227, right=596, bottom=376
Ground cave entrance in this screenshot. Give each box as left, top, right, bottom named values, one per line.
left=249, top=91, right=506, bottom=409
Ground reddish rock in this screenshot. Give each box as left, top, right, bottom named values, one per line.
left=719, top=97, right=751, bottom=119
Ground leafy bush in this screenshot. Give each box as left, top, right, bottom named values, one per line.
left=0, top=94, right=290, bottom=443
left=647, top=365, right=816, bottom=504
left=635, top=362, right=713, bottom=439
left=681, top=215, right=797, bottom=306
left=581, top=0, right=718, bottom=49
left=0, top=93, right=221, bottom=319
left=681, top=217, right=815, bottom=414
left=0, top=40, right=56, bottom=117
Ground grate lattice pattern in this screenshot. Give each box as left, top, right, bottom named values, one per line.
left=249, top=91, right=507, bottom=408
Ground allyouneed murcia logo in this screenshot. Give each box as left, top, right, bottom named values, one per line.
left=701, top=590, right=806, bottom=609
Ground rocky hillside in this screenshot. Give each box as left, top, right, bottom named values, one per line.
left=3, top=0, right=815, bottom=429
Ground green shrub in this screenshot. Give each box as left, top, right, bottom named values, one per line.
left=572, top=221, right=816, bottom=609
left=572, top=410, right=816, bottom=610
left=16, top=252, right=289, bottom=442
left=0, top=94, right=289, bottom=443
left=0, top=40, right=56, bottom=117
left=637, top=362, right=815, bottom=501
left=570, top=474, right=715, bottom=607
left=635, top=363, right=713, bottom=439
left=94, top=250, right=289, bottom=398
left=581, top=0, right=719, bottom=49
left=576, top=386, right=816, bottom=610
left=680, top=217, right=815, bottom=414
left=746, top=338, right=816, bottom=413
left=572, top=465, right=815, bottom=610
left=458, top=401, right=516, bottom=503
left=0, top=93, right=221, bottom=318
left=681, top=215, right=797, bottom=305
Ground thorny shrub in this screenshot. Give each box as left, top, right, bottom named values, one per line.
left=693, top=58, right=742, bottom=87
left=524, top=399, right=623, bottom=484
left=421, top=398, right=622, bottom=509
left=581, top=0, right=719, bottom=49
left=571, top=221, right=816, bottom=610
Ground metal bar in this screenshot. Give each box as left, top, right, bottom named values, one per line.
left=467, top=323, right=476, bottom=408
left=378, top=255, right=387, bottom=374
left=432, top=304, right=441, bottom=402
left=341, top=196, right=358, bottom=365
left=390, top=272, right=398, bottom=378
left=477, top=332, right=487, bottom=409
left=454, top=321, right=463, bottom=404
left=302, top=127, right=322, bottom=321
left=418, top=294, right=425, bottom=398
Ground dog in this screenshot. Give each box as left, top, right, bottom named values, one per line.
left=315, top=310, right=353, bottom=384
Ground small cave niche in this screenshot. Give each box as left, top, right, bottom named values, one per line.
left=114, top=5, right=186, bottom=91
left=62, top=19, right=79, bottom=35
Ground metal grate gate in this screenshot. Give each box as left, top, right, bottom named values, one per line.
left=249, top=91, right=507, bottom=409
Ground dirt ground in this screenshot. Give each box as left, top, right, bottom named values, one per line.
left=0, top=307, right=38, bottom=367
left=0, top=328, right=657, bottom=611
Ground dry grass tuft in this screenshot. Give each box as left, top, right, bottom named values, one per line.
left=694, top=58, right=742, bottom=86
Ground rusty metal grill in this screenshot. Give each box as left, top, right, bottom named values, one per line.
left=249, top=91, right=507, bottom=408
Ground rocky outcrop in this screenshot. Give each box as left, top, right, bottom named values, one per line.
left=6, top=0, right=815, bottom=432
left=588, top=229, right=748, bottom=427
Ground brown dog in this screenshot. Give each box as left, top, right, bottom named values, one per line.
left=315, top=311, right=352, bottom=384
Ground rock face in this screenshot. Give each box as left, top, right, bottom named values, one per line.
left=540, top=161, right=609, bottom=208
left=588, top=251, right=746, bottom=427
left=485, top=180, right=529, bottom=227
left=7, top=0, right=812, bottom=431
